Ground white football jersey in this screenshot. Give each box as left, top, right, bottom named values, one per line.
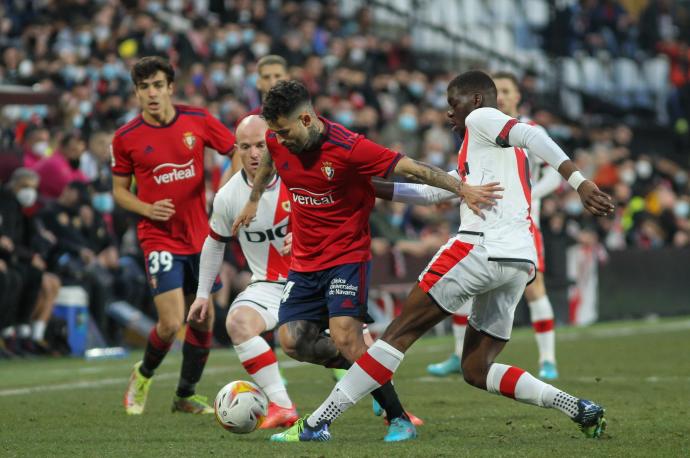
left=455, top=107, right=536, bottom=264
left=210, top=170, right=291, bottom=282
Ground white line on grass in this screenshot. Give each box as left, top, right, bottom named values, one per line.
left=1, top=319, right=687, bottom=397
left=0, top=359, right=309, bottom=397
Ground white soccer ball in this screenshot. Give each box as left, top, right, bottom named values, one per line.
left=214, top=380, right=268, bottom=434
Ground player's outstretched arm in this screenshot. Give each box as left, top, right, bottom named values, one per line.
left=231, top=151, right=275, bottom=235
left=112, top=175, right=175, bottom=221
left=372, top=177, right=458, bottom=205
left=508, top=123, right=614, bottom=216
left=392, top=156, right=503, bottom=215
left=188, top=235, right=226, bottom=323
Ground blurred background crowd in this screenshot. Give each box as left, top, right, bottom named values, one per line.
left=0, top=0, right=689, bottom=357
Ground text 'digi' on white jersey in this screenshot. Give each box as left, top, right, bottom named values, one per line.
left=210, top=170, right=291, bottom=282
left=456, top=107, right=537, bottom=264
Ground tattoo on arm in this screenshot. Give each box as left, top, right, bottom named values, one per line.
left=249, top=151, right=275, bottom=203
left=409, top=160, right=462, bottom=194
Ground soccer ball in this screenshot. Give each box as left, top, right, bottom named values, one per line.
left=214, top=380, right=268, bottom=434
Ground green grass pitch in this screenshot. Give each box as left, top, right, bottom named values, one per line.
left=1, top=317, right=689, bottom=457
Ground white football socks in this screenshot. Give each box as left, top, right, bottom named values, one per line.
left=235, top=336, right=292, bottom=408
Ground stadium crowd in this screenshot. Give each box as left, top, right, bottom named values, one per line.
left=0, top=0, right=688, bottom=357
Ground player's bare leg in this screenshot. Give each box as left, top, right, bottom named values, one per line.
left=228, top=306, right=297, bottom=428
left=271, top=285, right=444, bottom=442
left=427, top=301, right=471, bottom=377
left=273, top=316, right=419, bottom=442
left=278, top=320, right=349, bottom=368
left=124, top=287, right=185, bottom=414
left=461, top=324, right=605, bottom=437
left=524, top=272, right=558, bottom=380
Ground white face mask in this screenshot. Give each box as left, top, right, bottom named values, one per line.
left=16, top=187, right=37, bottom=208
left=32, top=141, right=49, bottom=157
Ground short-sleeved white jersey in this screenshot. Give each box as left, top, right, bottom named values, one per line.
left=456, top=107, right=536, bottom=264
left=210, top=170, right=291, bottom=282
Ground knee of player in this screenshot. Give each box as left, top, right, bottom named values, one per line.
left=276, top=326, right=300, bottom=359
left=330, top=332, right=365, bottom=362
left=158, top=317, right=183, bottom=338
left=461, top=360, right=488, bottom=388
left=226, top=311, right=255, bottom=342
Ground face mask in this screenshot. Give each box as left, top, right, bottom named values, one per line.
left=636, top=160, right=652, bottom=179
left=212, top=40, right=227, bottom=56
left=408, top=81, right=425, bottom=98
left=153, top=33, right=172, bottom=50
left=16, top=188, right=37, bottom=208
left=92, top=193, right=114, bottom=214
left=398, top=113, right=418, bottom=132
left=79, top=100, right=93, bottom=115
left=674, top=201, right=690, bottom=219
left=619, top=168, right=636, bottom=185
left=94, top=26, right=110, bottom=42
left=242, top=29, right=255, bottom=44
left=102, top=64, right=118, bottom=81
left=147, top=1, right=162, bottom=14
left=564, top=200, right=583, bottom=216
left=77, top=31, right=92, bottom=47
left=18, top=60, right=33, bottom=77
left=34, top=105, right=48, bottom=118
left=251, top=42, right=269, bottom=57
left=32, top=141, right=49, bottom=157
left=427, top=151, right=445, bottom=167
left=73, top=114, right=84, bottom=128
left=674, top=171, right=688, bottom=186
left=335, top=111, right=354, bottom=127
left=350, top=48, right=365, bottom=63
left=211, top=70, right=226, bottom=86
left=226, top=32, right=241, bottom=48
left=246, top=73, right=258, bottom=87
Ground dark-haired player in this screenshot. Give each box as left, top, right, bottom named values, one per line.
left=113, top=56, right=235, bottom=415
left=275, top=71, right=613, bottom=441
left=188, top=80, right=501, bottom=442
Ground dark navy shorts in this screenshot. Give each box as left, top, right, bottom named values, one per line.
left=277, top=261, right=371, bottom=327
left=144, top=251, right=222, bottom=297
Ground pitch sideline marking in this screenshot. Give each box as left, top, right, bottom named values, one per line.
left=1, top=319, right=687, bottom=397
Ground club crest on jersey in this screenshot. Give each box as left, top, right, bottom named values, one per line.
left=282, top=200, right=291, bottom=212
left=183, top=132, right=196, bottom=150
left=321, top=161, right=335, bottom=180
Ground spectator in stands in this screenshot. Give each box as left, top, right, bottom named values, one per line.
left=33, top=133, right=88, bottom=199
left=38, top=181, right=113, bottom=341
left=0, top=168, right=59, bottom=356
left=21, top=126, right=51, bottom=168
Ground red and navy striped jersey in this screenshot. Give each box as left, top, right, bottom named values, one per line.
left=267, top=117, right=402, bottom=272
left=111, top=104, right=235, bottom=255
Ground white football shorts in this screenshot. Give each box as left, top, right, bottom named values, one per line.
left=228, top=281, right=285, bottom=331
left=418, top=234, right=534, bottom=340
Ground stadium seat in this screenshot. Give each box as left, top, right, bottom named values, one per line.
left=580, top=56, right=613, bottom=95
left=493, top=25, right=516, bottom=55
left=522, top=0, right=550, bottom=28
left=560, top=57, right=583, bottom=90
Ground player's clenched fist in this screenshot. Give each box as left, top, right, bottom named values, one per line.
left=231, top=201, right=258, bottom=235
left=147, top=198, right=175, bottom=221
